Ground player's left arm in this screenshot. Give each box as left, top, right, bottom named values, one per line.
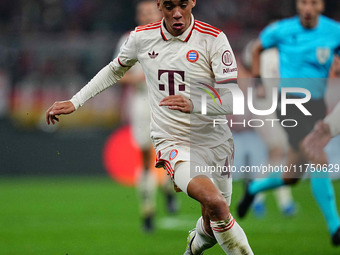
left=46, top=30, right=139, bottom=125
left=190, top=32, right=238, bottom=116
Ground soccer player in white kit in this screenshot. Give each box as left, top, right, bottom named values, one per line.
left=46, top=0, right=253, bottom=254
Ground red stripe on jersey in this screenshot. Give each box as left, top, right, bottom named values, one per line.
left=195, top=20, right=222, bottom=33
left=118, top=58, right=130, bottom=68
left=216, top=78, right=238, bottom=84
left=184, top=23, right=196, bottom=42
left=160, top=27, right=168, bottom=41
left=194, top=27, right=218, bottom=37
left=136, top=21, right=161, bottom=30
left=136, top=25, right=161, bottom=32
left=195, top=22, right=220, bottom=36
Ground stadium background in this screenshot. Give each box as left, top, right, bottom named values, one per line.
left=1, top=0, right=340, bottom=254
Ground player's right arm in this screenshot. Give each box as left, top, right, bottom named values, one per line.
left=46, top=60, right=130, bottom=125
left=46, top=30, right=139, bottom=125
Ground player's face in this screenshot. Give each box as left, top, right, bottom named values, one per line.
left=136, top=1, right=162, bottom=26
left=157, top=0, right=196, bottom=36
left=296, top=0, right=324, bottom=28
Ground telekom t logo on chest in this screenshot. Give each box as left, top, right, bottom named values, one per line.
left=158, top=70, right=185, bottom=95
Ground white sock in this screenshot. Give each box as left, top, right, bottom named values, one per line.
left=137, top=170, right=157, bottom=215
left=275, top=186, right=294, bottom=210
left=191, top=217, right=217, bottom=254
left=254, top=192, right=265, bottom=204
left=210, top=214, right=253, bottom=255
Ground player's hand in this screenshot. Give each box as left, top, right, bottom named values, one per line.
left=159, top=95, right=193, bottom=113
left=303, top=121, right=331, bottom=160
left=46, top=100, right=76, bottom=125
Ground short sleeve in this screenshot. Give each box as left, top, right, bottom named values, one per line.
left=260, top=21, right=281, bottom=49
left=116, top=29, right=139, bottom=67
left=211, top=32, right=238, bottom=84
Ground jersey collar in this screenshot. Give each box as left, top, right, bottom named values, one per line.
left=160, top=14, right=195, bottom=42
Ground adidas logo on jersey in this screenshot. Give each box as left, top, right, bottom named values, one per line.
left=148, top=51, right=159, bottom=59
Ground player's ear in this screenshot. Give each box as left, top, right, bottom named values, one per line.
left=156, top=0, right=161, bottom=10
left=319, top=0, right=325, bottom=13
left=192, top=0, right=196, bottom=8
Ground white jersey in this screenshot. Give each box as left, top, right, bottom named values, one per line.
left=118, top=15, right=237, bottom=150
left=71, top=15, right=238, bottom=152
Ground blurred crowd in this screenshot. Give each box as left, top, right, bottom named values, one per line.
left=0, top=0, right=339, bottom=130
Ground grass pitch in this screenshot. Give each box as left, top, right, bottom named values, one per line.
left=0, top=176, right=339, bottom=255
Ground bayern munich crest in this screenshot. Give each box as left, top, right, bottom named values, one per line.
left=187, top=50, right=199, bottom=63
left=169, top=149, right=178, bottom=161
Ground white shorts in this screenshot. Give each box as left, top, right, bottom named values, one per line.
left=154, top=141, right=234, bottom=205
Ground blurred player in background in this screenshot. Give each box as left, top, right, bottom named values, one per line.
left=114, top=0, right=177, bottom=233
left=46, top=0, right=253, bottom=254
left=237, top=0, right=340, bottom=245
left=304, top=56, right=340, bottom=159
left=240, top=43, right=297, bottom=217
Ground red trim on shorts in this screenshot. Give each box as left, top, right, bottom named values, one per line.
left=155, top=151, right=175, bottom=180
left=163, top=161, right=174, bottom=180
